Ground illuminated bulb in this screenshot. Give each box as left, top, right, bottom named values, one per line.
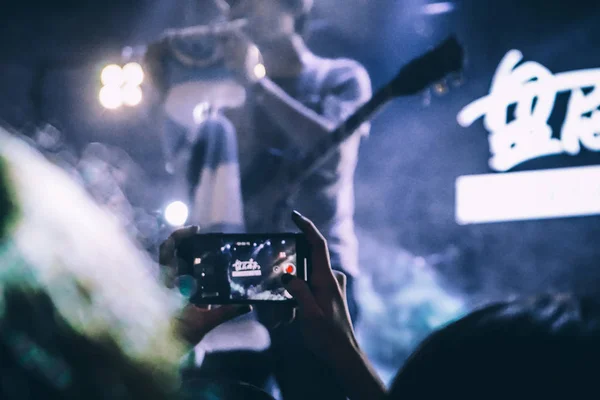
left=164, top=201, right=189, bottom=226
left=434, top=82, right=448, bottom=94
left=193, top=102, right=211, bottom=124
left=253, top=63, right=266, bottom=79
left=101, top=64, right=124, bottom=86
left=99, top=85, right=123, bottom=109
left=122, top=62, right=144, bottom=86
left=422, top=2, right=455, bottom=15
left=122, top=84, right=143, bottom=106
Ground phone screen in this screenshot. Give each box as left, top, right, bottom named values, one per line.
left=176, top=233, right=309, bottom=304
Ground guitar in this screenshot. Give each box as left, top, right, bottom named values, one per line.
left=243, top=35, right=465, bottom=230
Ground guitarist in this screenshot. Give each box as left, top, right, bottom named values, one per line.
left=216, top=1, right=371, bottom=399
left=222, top=0, right=372, bottom=324
left=152, top=1, right=373, bottom=397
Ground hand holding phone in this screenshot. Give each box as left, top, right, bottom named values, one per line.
left=158, top=226, right=252, bottom=346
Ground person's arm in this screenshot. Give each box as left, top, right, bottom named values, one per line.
left=254, top=77, right=334, bottom=141
left=326, top=337, right=388, bottom=400
left=327, top=271, right=387, bottom=400
left=158, top=227, right=252, bottom=349
left=253, top=61, right=372, bottom=151
left=283, top=211, right=387, bottom=400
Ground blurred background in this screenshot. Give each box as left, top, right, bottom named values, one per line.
left=1, top=0, right=600, bottom=383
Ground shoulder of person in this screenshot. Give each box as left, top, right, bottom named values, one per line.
left=316, top=57, right=370, bottom=90
left=313, top=56, right=366, bottom=77
left=321, top=58, right=371, bottom=85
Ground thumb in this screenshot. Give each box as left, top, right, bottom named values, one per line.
left=282, top=274, right=322, bottom=318
left=202, top=305, right=252, bottom=330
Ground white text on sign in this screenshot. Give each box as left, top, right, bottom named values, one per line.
left=457, top=50, right=600, bottom=171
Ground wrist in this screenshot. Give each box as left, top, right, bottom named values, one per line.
left=326, top=333, right=361, bottom=363
left=325, top=336, right=387, bottom=400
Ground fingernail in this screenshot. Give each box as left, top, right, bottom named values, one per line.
left=281, top=274, right=295, bottom=285
left=291, top=210, right=303, bottom=220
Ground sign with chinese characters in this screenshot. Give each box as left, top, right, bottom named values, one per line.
left=231, top=259, right=262, bottom=277
left=455, top=50, right=600, bottom=224
left=458, top=49, right=600, bottom=172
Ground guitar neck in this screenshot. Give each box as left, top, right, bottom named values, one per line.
left=288, top=84, right=395, bottom=184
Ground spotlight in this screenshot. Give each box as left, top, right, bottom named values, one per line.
left=99, top=85, right=123, bottom=109
left=101, top=64, right=124, bottom=86
left=99, top=62, right=145, bottom=110
left=247, top=44, right=265, bottom=79
left=193, top=102, right=211, bottom=124
left=253, top=63, right=266, bottom=79
left=122, top=84, right=143, bottom=106
left=123, top=62, right=144, bottom=86
left=164, top=201, right=189, bottom=226
left=422, top=2, right=455, bottom=15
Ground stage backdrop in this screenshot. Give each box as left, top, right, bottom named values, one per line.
left=0, top=0, right=599, bottom=301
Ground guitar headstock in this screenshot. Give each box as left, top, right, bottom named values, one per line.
left=389, top=35, right=465, bottom=97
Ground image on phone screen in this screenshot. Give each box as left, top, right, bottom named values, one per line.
left=176, top=234, right=308, bottom=304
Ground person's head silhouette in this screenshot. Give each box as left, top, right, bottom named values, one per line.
left=389, top=294, right=600, bottom=399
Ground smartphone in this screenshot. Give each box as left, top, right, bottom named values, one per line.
left=175, top=233, right=310, bottom=304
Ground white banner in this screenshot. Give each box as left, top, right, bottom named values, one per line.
left=456, top=165, right=600, bottom=224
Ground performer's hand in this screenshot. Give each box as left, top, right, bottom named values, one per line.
left=219, top=30, right=264, bottom=85
left=159, top=226, right=251, bottom=347
left=281, top=211, right=358, bottom=357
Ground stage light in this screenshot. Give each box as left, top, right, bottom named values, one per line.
left=247, top=44, right=265, bottom=80
left=123, top=62, right=144, bottom=86
left=99, top=85, right=123, bottom=109
left=434, top=82, right=448, bottom=94
left=122, top=84, right=143, bottom=106
left=164, top=201, right=189, bottom=226
left=99, top=62, right=144, bottom=110
left=193, top=102, right=211, bottom=124
left=422, top=2, right=455, bottom=15
left=101, top=64, right=124, bottom=86
left=253, top=63, right=266, bottom=79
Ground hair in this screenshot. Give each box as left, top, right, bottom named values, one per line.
left=281, top=0, right=312, bottom=33
left=0, top=128, right=187, bottom=399
left=220, top=0, right=312, bottom=32
left=389, top=294, right=600, bottom=399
